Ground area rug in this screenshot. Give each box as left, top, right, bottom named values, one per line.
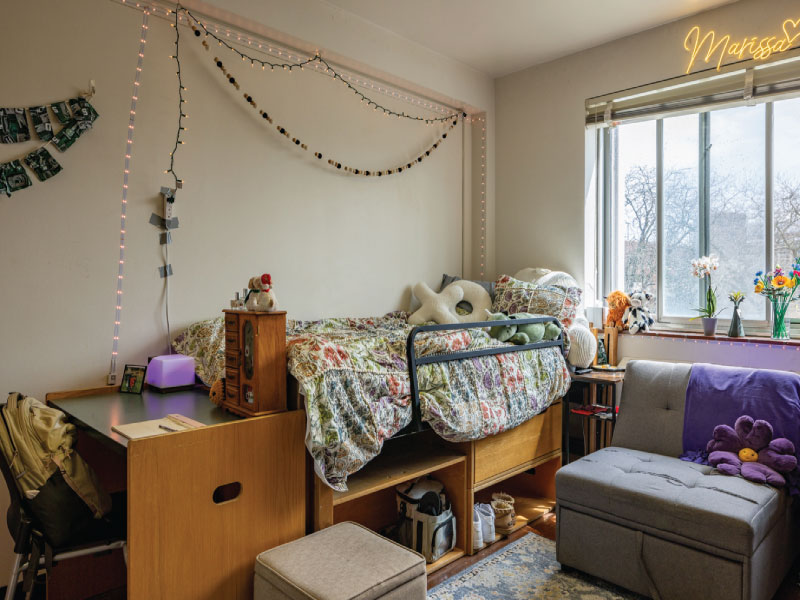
left=427, top=533, right=643, bottom=599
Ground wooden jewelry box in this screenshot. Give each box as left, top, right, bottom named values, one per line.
left=222, top=310, right=287, bottom=417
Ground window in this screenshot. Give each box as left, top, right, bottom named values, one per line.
left=602, top=97, right=800, bottom=328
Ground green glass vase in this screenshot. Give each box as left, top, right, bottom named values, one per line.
left=771, top=299, right=791, bottom=340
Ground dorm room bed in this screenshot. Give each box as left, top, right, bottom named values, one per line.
left=284, top=312, right=569, bottom=491
left=284, top=312, right=569, bottom=562
left=175, top=309, right=570, bottom=562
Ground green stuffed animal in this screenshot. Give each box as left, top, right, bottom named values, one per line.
left=485, top=310, right=517, bottom=342
left=509, top=312, right=545, bottom=345
left=486, top=311, right=562, bottom=345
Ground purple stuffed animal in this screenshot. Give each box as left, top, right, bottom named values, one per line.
left=707, top=415, right=797, bottom=487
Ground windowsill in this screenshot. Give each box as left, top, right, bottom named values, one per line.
left=622, top=330, right=800, bottom=347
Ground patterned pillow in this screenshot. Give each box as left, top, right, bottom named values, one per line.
left=492, top=274, right=582, bottom=328
left=172, top=317, right=226, bottom=385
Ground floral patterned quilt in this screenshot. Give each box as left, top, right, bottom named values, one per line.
left=286, top=312, right=570, bottom=491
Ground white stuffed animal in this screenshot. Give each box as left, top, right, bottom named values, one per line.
left=245, top=273, right=279, bottom=312
left=408, top=281, right=492, bottom=325
left=408, top=282, right=463, bottom=325
left=622, top=291, right=654, bottom=334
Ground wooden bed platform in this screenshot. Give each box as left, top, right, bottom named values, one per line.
left=312, top=399, right=562, bottom=570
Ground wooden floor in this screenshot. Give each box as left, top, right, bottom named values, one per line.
left=428, top=511, right=800, bottom=599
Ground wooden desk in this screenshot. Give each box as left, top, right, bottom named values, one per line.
left=49, top=387, right=240, bottom=450
left=46, top=386, right=306, bottom=600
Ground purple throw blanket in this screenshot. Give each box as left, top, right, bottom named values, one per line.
left=681, top=363, right=800, bottom=492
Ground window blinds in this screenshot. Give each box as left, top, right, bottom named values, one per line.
left=586, top=48, right=800, bottom=127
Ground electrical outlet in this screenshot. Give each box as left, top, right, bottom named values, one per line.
left=164, top=197, right=175, bottom=220
left=107, top=373, right=117, bottom=385
left=160, top=187, right=176, bottom=220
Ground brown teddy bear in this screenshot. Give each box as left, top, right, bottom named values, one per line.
left=605, top=290, right=631, bottom=330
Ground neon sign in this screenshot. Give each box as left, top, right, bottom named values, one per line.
left=684, top=17, right=800, bottom=73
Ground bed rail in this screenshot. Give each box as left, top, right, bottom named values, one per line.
left=400, top=316, right=565, bottom=435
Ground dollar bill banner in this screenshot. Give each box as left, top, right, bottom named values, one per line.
left=0, top=108, right=30, bottom=144
left=0, top=94, right=100, bottom=198
left=23, top=147, right=62, bottom=181
left=68, top=98, right=99, bottom=131
left=28, top=106, right=53, bottom=141
left=51, top=120, right=83, bottom=152
left=0, top=160, right=32, bottom=197
left=50, top=101, right=72, bottom=124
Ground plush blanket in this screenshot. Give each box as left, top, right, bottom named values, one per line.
left=287, top=313, right=569, bottom=491
left=681, top=363, right=800, bottom=491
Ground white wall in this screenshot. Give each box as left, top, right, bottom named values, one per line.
left=0, top=0, right=494, bottom=399
left=0, top=0, right=493, bottom=576
left=495, top=0, right=800, bottom=368
left=495, top=0, right=798, bottom=284
left=620, top=335, right=800, bottom=374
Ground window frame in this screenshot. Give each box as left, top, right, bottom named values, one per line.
left=598, top=101, right=795, bottom=334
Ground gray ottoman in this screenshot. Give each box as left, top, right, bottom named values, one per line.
left=254, top=522, right=427, bottom=600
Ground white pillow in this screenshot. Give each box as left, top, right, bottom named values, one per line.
left=513, top=267, right=551, bottom=284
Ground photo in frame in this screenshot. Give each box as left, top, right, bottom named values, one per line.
left=120, top=364, right=147, bottom=394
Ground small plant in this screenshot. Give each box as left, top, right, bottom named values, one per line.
left=690, top=255, right=723, bottom=319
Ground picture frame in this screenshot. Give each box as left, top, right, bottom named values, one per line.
left=120, top=364, right=147, bottom=394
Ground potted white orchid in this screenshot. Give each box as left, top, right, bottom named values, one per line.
left=691, top=254, right=724, bottom=335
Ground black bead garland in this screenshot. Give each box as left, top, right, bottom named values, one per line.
left=211, top=56, right=462, bottom=176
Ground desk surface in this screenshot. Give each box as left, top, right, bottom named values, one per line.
left=49, top=388, right=240, bottom=450
left=571, top=369, right=625, bottom=384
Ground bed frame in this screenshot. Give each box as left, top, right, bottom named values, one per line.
left=310, top=316, right=567, bottom=568
left=402, top=316, right=565, bottom=434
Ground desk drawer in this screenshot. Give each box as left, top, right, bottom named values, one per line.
left=225, top=368, right=239, bottom=387
left=225, top=384, right=240, bottom=405
left=225, top=351, right=240, bottom=369
left=224, top=329, right=239, bottom=349
left=474, top=403, right=561, bottom=485
left=224, top=313, right=239, bottom=331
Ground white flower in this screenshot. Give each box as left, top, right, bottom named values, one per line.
left=690, top=254, right=719, bottom=278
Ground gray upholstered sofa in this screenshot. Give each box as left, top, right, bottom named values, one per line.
left=556, top=360, right=798, bottom=600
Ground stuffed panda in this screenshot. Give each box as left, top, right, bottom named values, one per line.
left=622, top=291, right=655, bottom=334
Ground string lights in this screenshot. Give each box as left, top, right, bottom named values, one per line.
left=166, top=7, right=186, bottom=187
left=111, top=0, right=459, bottom=121
left=108, top=8, right=149, bottom=383
left=181, top=6, right=459, bottom=124
left=213, top=57, right=461, bottom=176
left=478, top=117, right=486, bottom=278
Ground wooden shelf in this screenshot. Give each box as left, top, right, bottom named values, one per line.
left=425, top=548, right=465, bottom=574
left=333, top=445, right=465, bottom=506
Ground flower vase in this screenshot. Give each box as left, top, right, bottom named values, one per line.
left=771, top=299, right=791, bottom=340
left=702, top=317, right=717, bottom=336
left=727, top=306, right=744, bottom=338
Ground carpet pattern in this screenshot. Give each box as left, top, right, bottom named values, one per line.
left=427, top=533, right=642, bottom=599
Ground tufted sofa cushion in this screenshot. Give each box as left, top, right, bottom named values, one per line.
left=556, top=447, right=787, bottom=555
left=611, top=360, right=692, bottom=457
